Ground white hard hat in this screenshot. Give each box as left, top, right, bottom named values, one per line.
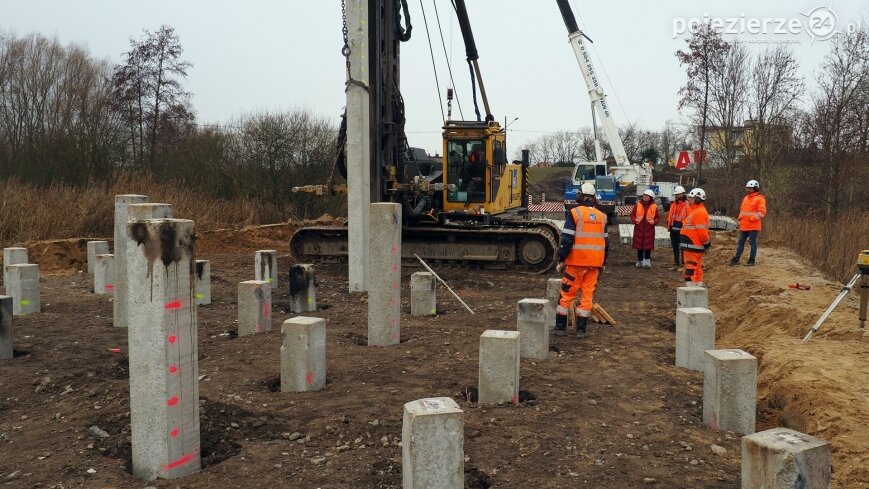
left=643, top=189, right=656, bottom=198
left=746, top=179, right=760, bottom=189
left=580, top=183, right=596, bottom=196
left=674, top=185, right=686, bottom=194
left=688, top=188, right=706, bottom=201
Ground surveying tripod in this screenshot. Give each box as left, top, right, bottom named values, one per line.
left=802, top=250, right=869, bottom=343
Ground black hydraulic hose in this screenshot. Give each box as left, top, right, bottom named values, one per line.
left=453, top=0, right=478, bottom=60
left=403, top=192, right=429, bottom=219
left=397, top=0, right=413, bottom=41
left=335, top=110, right=348, bottom=179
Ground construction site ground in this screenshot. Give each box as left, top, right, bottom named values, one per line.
left=0, top=222, right=866, bottom=488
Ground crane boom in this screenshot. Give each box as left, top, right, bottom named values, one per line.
left=556, top=0, right=628, bottom=166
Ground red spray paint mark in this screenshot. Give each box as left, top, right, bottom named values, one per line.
left=305, top=372, right=314, bottom=385
left=511, top=395, right=519, bottom=405
left=168, top=365, right=179, bottom=374
left=262, top=302, right=271, bottom=316
left=167, top=396, right=179, bottom=407
left=104, top=284, right=114, bottom=290
left=391, top=331, right=399, bottom=342
left=391, top=245, right=397, bottom=253
left=164, top=300, right=182, bottom=310
left=162, top=453, right=195, bottom=471
left=107, top=348, right=122, bottom=353
left=168, top=335, right=177, bottom=344
left=170, top=427, right=180, bottom=438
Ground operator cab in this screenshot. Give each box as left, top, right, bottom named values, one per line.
left=441, top=120, right=524, bottom=218
left=573, top=162, right=608, bottom=182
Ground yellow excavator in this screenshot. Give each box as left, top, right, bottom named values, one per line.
left=290, top=0, right=559, bottom=270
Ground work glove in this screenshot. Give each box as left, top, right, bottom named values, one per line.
left=556, top=262, right=566, bottom=273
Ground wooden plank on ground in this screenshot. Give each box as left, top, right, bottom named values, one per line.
left=593, top=303, right=617, bottom=325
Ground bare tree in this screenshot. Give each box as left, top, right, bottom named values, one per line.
left=526, top=130, right=584, bottom=166
left=657, top=120, right=688, bottom=167
left=746, top=46, right=803, bottom=183
left=800, top=27, right=869, bottom=216
left=619, top=122, right=659, bottom=165
left=227, top=109, right=338, bottom=213
left=676, top=24, right=730, bottom=184
left=706, top=42, right=750, bottom=175
left=0, top=32, right=125, bottom=183
left=112, top=25, right=191, bottom=167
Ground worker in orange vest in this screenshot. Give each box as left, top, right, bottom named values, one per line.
left=666, top=186, right=688, bottom=271
left=680, top=188, right=711, bottom=287
left=730, top=179, right=767, bottom=267
left=554, top=183, right=608, bottom=338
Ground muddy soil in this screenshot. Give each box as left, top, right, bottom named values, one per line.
left=0, top=225, right=864, bottom=488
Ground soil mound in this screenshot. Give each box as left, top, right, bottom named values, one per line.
left=197, top=222, right=299, bottom=255
left=0, top=238, right=96, bottom=275
left=706, top=232, right=869, bottom=487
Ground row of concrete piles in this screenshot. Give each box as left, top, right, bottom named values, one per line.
left=673, top=285, right=832, bottom=488
left=101, top=196, right=326, bottom=480
left=3, top=197, right=835, bottom=487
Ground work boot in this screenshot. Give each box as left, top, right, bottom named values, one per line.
left=746, top=259, right=756, bottom=266
left=729, top=257, right=740, bottom=266
left=635, top=261, right=642, bottom=268
left=575, top=316, right=588, bottom=338
left=642, top=259, right=651, bottom=269
left=553, top=314, right=567, bottom=336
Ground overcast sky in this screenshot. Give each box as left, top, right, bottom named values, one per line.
left=3, top=1, right=867, bottom=155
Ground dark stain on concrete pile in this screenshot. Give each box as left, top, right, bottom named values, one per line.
left=258, top=252, right=274, bottom=282
left=195, top=260, right=206, bottom=280
left=288, top=265, right=308, bottom=295
left=129, top=221, right=195, bottom=276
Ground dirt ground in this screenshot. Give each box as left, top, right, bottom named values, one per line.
left=0, top=223, right=866, bottom=488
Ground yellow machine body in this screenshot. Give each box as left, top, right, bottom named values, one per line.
left=858, top=250, right=869, bottom=272
left=441, top=120, right=524, bottom=215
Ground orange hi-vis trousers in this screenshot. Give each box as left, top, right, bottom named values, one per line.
left=557, top=265, right=600, bottom=317
left=683, top=250, right=704, bottom=284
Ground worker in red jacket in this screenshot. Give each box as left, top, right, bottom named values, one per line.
left=554, top=183, right=608, bottom=338
left=680, top=188, right=711, bottom=287
left=730, top=179, right=767, bottom=267
left=666, top=186, right=688, bottom=271
left=631, top=189, right=660, bottom=269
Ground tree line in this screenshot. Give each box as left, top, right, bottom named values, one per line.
left=2, top=24, right=865, bottom=220
left=0, top=27, right=342, bottom=218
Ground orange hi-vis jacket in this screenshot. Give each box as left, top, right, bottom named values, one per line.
left=633, top=201, right=658, bottom=225
left=679, top=203, right=710, bottom=252
left=667, top=199, right=688, bottom=231
left=562, top=205, right=608, bottom=267
left=738, top=192, right=767, bottom=231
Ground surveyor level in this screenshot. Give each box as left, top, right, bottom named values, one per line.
left=802, top=249, right=869, bottom=343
